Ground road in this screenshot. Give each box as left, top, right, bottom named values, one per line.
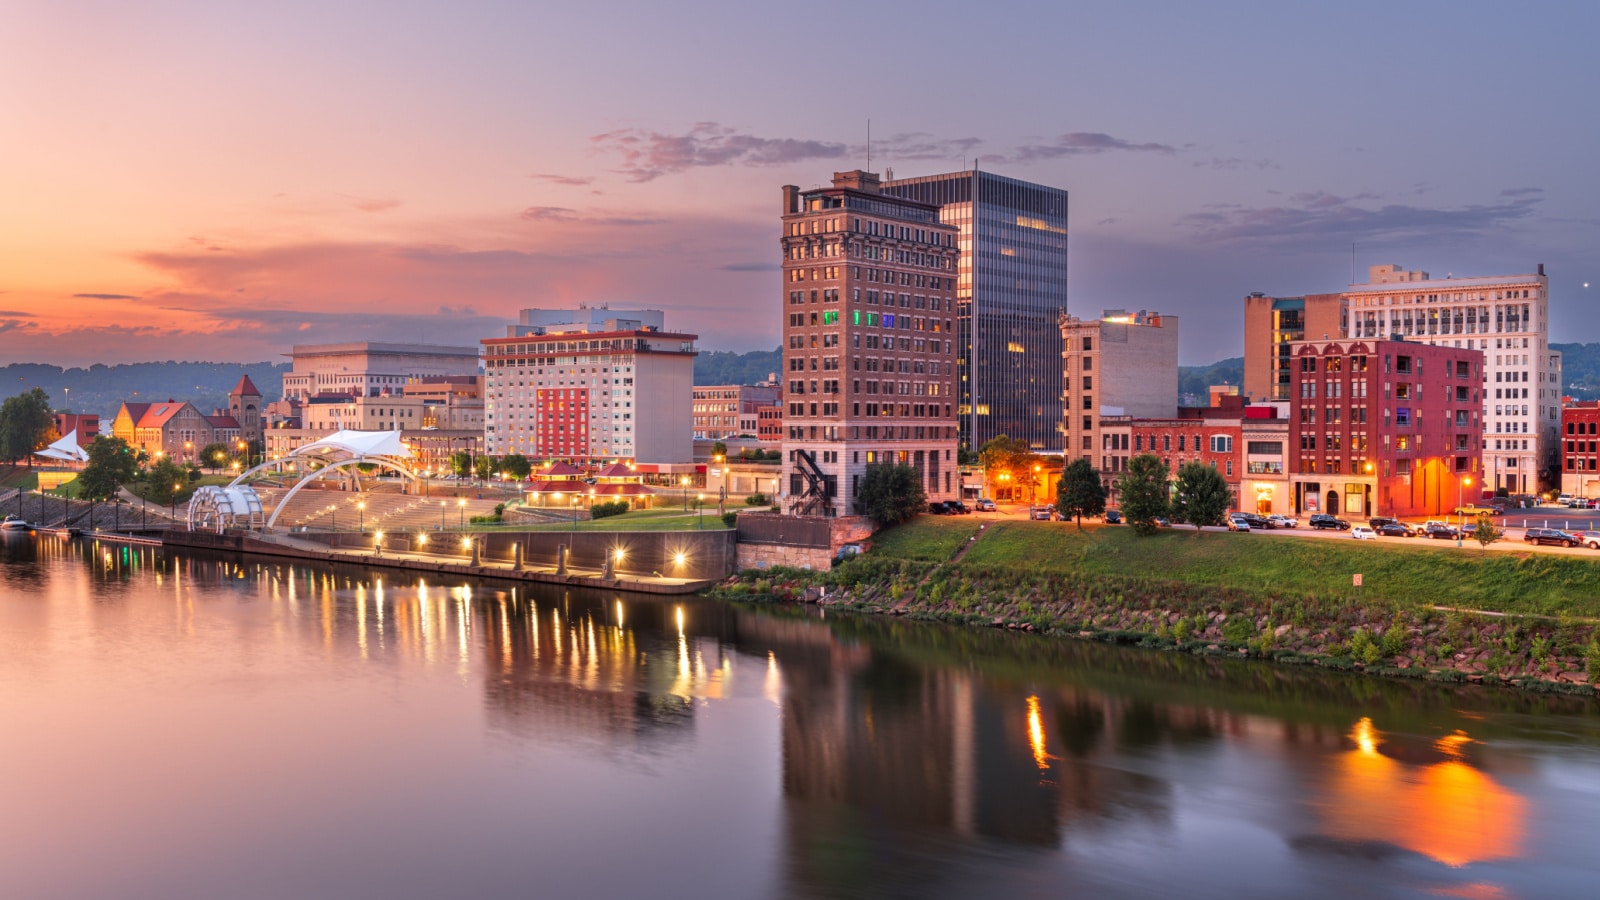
left=971, top=503, right=1600, bottom=559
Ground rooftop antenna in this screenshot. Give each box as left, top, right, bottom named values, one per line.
left=866, top=119, right=872, bottom=172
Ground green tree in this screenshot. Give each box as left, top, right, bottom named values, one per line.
left=1474, top=511, right=1501, bottom=548
left=854, top=463, right=927, bottom=526
left=1055, top=457, right=1108, bottom=530
left=711, top=440, right=727, bottom=460
left=449, top=450, right=472, bottom=477
left=1118, top=453, right=1171, bottom=536
left=199, top=441, right=233, bottom=472
left=77, top=436, right=138, bottom=501
left=500, top=453, right=532, bottom=480
left=977, top=434, right=1040, bottom=502
left=144, top=457, right=188, bottom=506
left=1171, top=461, right=1232, bottom=534
left=0, top=387, right=53, bottom=465
left=473, top=454, right=496, bottom=482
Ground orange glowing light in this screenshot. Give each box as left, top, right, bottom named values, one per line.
left=1026, top=695, right=1048, bottom=771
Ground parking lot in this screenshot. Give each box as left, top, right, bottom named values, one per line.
left=957, top=502, right=1600, bottom=559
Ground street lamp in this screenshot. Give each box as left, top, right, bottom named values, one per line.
left=170, top=482, right=180, bottom=522
left=238, top=440, right=248, bottom=468
left=458, top=497, right=466, bottom=528
left=680, top=475, right=690, bottom=510
left=439, top=499, right=446, bottom=530
left=697, top=493, right=705, bottom=529
left=1458, top=476, right=1472, bottom=547
left=358, top=501, right=366, bottom=533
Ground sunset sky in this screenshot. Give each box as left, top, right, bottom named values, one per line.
left=3, top=0, right=1596, bottom=367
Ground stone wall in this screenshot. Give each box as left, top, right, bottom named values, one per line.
left=736, top=542, right=835, bottom=572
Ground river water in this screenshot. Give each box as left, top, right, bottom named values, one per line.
left=4, top=534, right=1600, bottom=899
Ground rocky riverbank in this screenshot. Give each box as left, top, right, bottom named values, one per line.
left=712, top=555, right=1600, bottom=696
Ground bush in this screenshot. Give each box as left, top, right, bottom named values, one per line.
left=745, top=492, right=768, bottom=506
left=721, top=511, right=738, bottom=528
left=590, top=500, right=630, bottom=519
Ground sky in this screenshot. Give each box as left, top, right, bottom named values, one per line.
left=2, top=0, right=1596, bottom=367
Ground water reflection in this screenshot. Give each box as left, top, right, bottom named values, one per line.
left=3, top=538, right=1599, bottom=900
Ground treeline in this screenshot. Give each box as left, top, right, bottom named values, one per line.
left=694, top=348, right=781, bottom=386
left=0, top=361, right=287, bottom=420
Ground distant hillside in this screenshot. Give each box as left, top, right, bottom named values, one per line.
left=695, top=348, right=781, bottom=386
left=1554, top=343, right=1600, bottom=400
left=1179, top=357, right=1244, bottom=406
left=0, top=361, right=288, bottom=421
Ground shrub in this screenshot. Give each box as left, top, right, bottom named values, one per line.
left=1350, top=628, right=1381, bottom=665
left=1173, top=618, right=1192, bottom=642
left=721, top=511, right=738, bottom=528
left=745, top=492, right=768, bottom=506
left=590, top=500, right=630, bottom=519
left=1587, top=639, right=1600, bottom=684
left=1221, top=616, right=1254, bottom=645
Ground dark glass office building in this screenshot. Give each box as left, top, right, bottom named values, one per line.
left=882, top=170, right=1068, bottom=452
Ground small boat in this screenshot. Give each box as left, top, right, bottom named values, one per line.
left=1, top=515, right=33, bottom=531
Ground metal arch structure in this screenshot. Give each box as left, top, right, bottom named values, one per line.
left=225, top=430, right=422, bottom=531
left=188, top=485, right=265, bottom=532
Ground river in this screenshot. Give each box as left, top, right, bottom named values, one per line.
left=4, top=533, right=1600, bottom=899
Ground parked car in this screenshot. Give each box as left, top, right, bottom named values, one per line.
left=927, top=502, right=949, bottom=516
left=1233, top=512, right=1270, bottom=529
left=1104, top=510, right=1122, bottom=524
left=1423, top=521, right=1459, bottom=540
left=974, top=498, right=997, bottom=512
left=1351, top=525, right=1377, bottom=540
left=1267, top=514, right=1298, bottom=529
left=1154, top=517, right=1172, bottom=528
left=1570, top=531, right=1600, bottom=550
left=1308, top=514, right=1350, bottom=531
left=1524, top=528, right=1580, bottom=548
left=1374, top=522, right=1411, bottom=538
left=1369, top=516, right=1398, bottom=530
left=1227, top=514, right=1253, bottom=533
left=944, top=500, right=972, bottom=515
left=1029, top=505, right=1054, bottom=521
left=1452, top=504, right=1498, bottom=516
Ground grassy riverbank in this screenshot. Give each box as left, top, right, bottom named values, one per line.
left=716, top=517, right=1600, bottom=694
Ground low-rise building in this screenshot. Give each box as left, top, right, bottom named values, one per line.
left=264, top=377, right=485, bottom=474
left=756, top=404, right=783, bottom=443
left=282, top=342, right=481, bottom=402
left=1287, top=338, right=1483, bottom=518
left=52, top=412, right=99, bottom=443
left=1560, top=400, right=1600, bottom=500
left=693, top=383, right=780, bottom=440
left=1061, top=309, right=1179, bottom=466
left=111, top=400, right=240, bottom=462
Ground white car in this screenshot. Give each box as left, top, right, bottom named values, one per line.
left=1351, top=525, right=1377, bottom=540
left=1227, top=515, right=1252, bottom=532
left=1267, top=514, right=1298, bottom=529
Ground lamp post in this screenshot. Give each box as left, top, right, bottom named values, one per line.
left=238, top=440, right=248, bottom=469
left=1032, top=463, right=1041, bottom=507
left=697, top=493, right=704, bottom=529
left=458, top=497, right=466, bottom=528
left=170, top=482, right=180, bottom=522
left=680, top=475, right=690, bottom=511
left=439, top=499, right=446, bottom=530
left=1457, top=476, right=1472, bottom=547
left=358, top=501, right=365, bottom=534
left=571, top=494, right=580, bottom=532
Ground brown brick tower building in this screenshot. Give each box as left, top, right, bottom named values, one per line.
left=780, top=171, right=962, bottom=516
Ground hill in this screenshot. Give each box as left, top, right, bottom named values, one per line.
left=1553, top=343, right=1600, bottom=400
left=0, top=361, right=287, bottom=420
left=1178, top=357, right=1243, bottom=406
left=694, top=347, right=781, bottom=386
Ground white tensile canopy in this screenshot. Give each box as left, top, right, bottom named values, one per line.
left=187, top=485, right=266, bottom=531
left=226, top=429, right=420, bottom=531
left=34, top=430, right=88, bottom=463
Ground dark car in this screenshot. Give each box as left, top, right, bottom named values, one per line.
left=1104, top=510, right=1122, bottom=524
left=1374, top=522, right=1410, bottom=537
left=1369, top=516, right=1398, bottom=530
left=1309, top=514, right=1350, bottom=531
left=943, top=500, right=972, bottom=515
left=1423, top=522, right=1459, bottom=539
left=1238, top=512, right=1270, bottom=529
left=927, top=502, right=949, bottom=516
left=1524, top=528, right=1579, bottom=547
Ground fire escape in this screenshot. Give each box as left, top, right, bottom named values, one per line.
left=791, top=448, right=833, bottom=517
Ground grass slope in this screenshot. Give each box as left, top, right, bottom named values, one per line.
left=879, top=518, right=1600, bottom=616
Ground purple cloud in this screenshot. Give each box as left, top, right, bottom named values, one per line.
left=518, top=206, right=664, bottom=227
left=530, top=173, right=594, bottom=186
left=73, top=293, right=139, bottom=300
left=1180, top=189, right=1544, bottom=245
left=999, top=132, right=1180, bottom=163
left=1194, top=157, right=1278, bottom=171
left=591, top=122, right=848, bottom=181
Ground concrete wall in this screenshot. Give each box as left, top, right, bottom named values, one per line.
left=317, top=528, right=736, bottom=581
left=636, top=352, right=695, bottom=464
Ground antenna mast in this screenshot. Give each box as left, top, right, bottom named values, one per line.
left=867, top=119, right=872, bottom=172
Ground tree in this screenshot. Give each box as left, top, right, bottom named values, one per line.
left=1171, top=461, right=1232, bottom=534
left=500, top=453, right=532, bottom=480
left=854, top=463, right=927, bottom=526
left=977, top=434, right=1040, bottom=502
left=1055, top=457, right=1108, bottom=530
left=199, top=441, right=233, bottom=473
left=449, top=450, right=472, bottom=477
left=473, top=454, right=496, bottom=482
left=144, top=457, right=188, bottom=506
left=1118, top=453, right=1170, bottom=536
left=711, top=441, right=727, bottom=460
left=1474, top=511, right=1501, bottom=548
left=0, top=387, right=53, bottom=465
left=77, top=436, right=138, bottom=501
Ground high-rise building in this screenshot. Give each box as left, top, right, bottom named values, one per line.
left=881, top=170, right=1068, bottom=452
left=1060, top=310, right=1179, bottom=467
left=483, top=311, right=696, bottom=463
left=1287, top=338, right=1484, bottom=518
left=779, top=170, right=962, bottom=517
left=1242, top=292, right=1347, bottom=401
left=1344, top=264, right=1558, bottom=493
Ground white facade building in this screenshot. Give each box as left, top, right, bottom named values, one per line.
left=1344, top=264, right=1559, bottom=494
left=282, top=342, right=481, bottom=402
left=482, top=315, right=696, bottom=463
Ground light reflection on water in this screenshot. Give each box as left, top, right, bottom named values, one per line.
left=4, top=534, right=1600, bottom=899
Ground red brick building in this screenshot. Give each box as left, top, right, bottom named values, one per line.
left=756, top=404, right=783, bottom=443
left=1560, top=400, right=1600, bottom=500
left=52, top=413, right=99, bottom=443
left=1288, top=339, right=1483, bottom=518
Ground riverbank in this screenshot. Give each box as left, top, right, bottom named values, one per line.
left=714, top=518, right=1600, bottom=695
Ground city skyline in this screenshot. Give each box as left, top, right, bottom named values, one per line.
left=3, top=0, right=1597, bottom=367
